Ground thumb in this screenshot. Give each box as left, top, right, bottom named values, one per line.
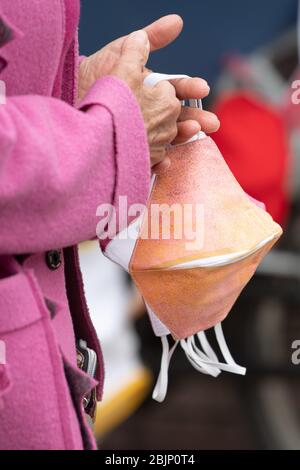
left=121, top=30, right=150, bottom=69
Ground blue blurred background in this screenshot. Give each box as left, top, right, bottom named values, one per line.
left=79, top=0, right=297, bottom=83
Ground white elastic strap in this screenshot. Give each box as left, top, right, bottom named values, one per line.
left=192, top=334, right=244, bottom=374
left=197, top=330, right=219, bottom=362
left=189, top=335, right=237, bottom=375
left=144, top=72, right=189, bottom=87
left=152, top=336, right=179, bottom=403
left=190, top=336, right=222, bottom=375
left=214, top=322, right=246, bottom=375
left=181, top=337, right=221, bottom=377
left=180, top=323, right=246, bottom=378
left=197, top=324, right=246, bottom=375
left=153, top=322, right=245, bottom=402
left=179, top=340, right=210, bottom=375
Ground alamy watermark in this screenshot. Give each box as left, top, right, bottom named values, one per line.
left=291, top=80, right=300, bottom=105
left=291, top=340, right=300, bottom=365
left=0, top=340, right=6, bottom=365
left=0, top=80, right=6, bottom=105
left=96, top=196, right=205, bottom=251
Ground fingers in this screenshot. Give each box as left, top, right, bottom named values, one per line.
left=168, top=76, right=219, bottom=133
left=150, top=146, right=167, bottom=166
left=172, top=120, right=201, bottom=145
left=105, top=14, right=183, bottom=58
left=151, top=113, right=219, bottom=167
left=154, top=79, right=177, bottom=101
left=152, top=157, right=171, bottom=174
left=169, top=77, right=210, bottom=100
left=143, top=15, right=183, bottom=52
left=178, top=107, right=220, bottom=134
left=152, top=110, right=220, bottom=149
left=151, top=114, right=219, bottom=170
left=120, top=30, right=150, bottom=70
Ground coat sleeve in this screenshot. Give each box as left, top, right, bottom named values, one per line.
left=0, top=75, right=150, bottom=254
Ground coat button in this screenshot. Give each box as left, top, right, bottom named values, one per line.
left=0, top=18, right=12, bottom=47
left=45, top=250, right=62, bottom=270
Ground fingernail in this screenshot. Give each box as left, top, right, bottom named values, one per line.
left=213, top=117, right=221, bottom=130
left=202, top=80, right=210, bottom=92
left=196, top=78, right=209, bottom=90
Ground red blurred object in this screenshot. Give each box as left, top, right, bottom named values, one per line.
left=213, top=92, right=290, bottom=226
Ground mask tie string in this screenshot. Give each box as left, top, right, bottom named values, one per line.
left=197, top=330, right=219, bottom=362
left=214, top=322, right=246, bottom=375
left=179, top=322, right=246, bottom=381
left=152, top=336, right=179, bottom=403
left=181, top=337, right=221, bottom=377
left=152, top=322, right=246, bottom=402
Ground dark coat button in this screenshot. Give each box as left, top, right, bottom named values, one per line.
left=0, top=18, right=13, bottom=48
left=45, top=250, right=62, bottom=270
left=44, top=298, right=57, bottom=319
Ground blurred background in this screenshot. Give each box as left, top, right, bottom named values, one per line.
left=79, top=0, right=300, bottom=450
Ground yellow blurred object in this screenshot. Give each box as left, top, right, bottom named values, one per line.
left=94, top=367, right=153, bottom=440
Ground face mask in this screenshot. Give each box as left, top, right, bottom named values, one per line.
left=104, top=73, right=283, bottom=402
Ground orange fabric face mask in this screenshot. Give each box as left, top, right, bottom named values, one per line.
left=104, top=73, right=282, bottom=402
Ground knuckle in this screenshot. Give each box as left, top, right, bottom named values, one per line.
left=169, top=125, right=178, bottom=142
left=157, top=81, right=175, bottom=97
left=153, top=84, right=166, bottom=100
left=151, top=147, right=165, bottom=165
left=157, top=80, right=171, bottom=90
left=159, top=126, right=177, bottom=145
left=171, top=98, right=181, bottom=115
left=125, top=63, right=140, bottom=79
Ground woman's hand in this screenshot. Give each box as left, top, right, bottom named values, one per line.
left=110, top=30, right=182, bottom=171
left=79, top=15, right=220, bottom=171
left=78, top=15, right=184, bottom=101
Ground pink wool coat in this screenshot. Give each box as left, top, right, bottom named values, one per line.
left=0, top=0, right=150, bottom=450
